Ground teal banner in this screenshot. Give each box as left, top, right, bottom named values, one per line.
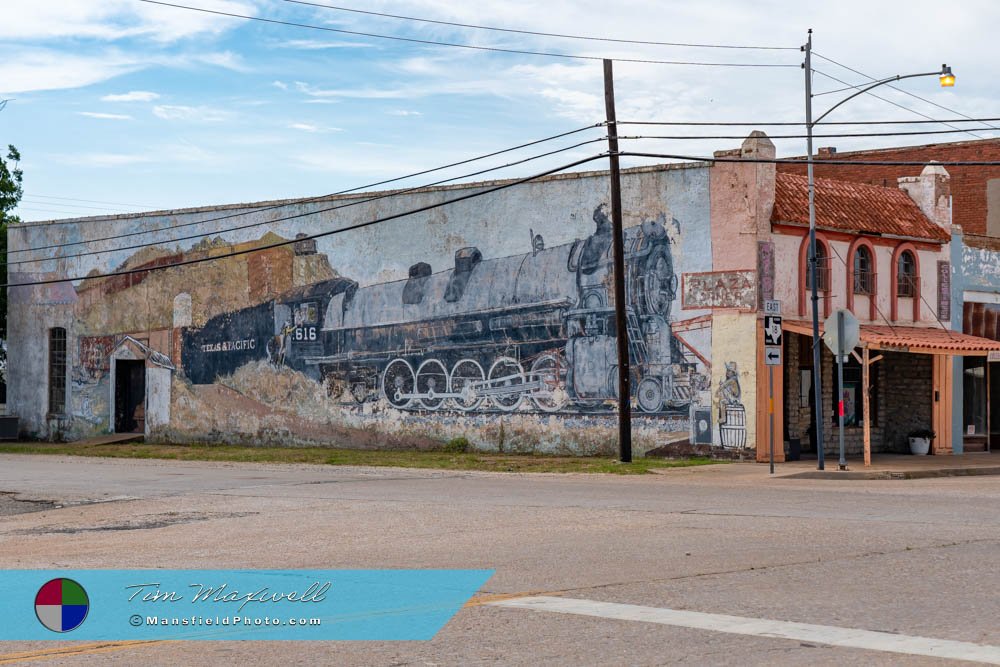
left=1, top=569, right=493, bottom=640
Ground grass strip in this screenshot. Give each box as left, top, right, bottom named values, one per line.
left=0, top=442, right=723, bottom=475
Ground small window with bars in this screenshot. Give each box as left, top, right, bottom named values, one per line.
left=806, top=243, right=831, bottom=292
left=48, top=327, right=67, bottom=415
left=853, top=246, right=874, bottom=295
left=896, top=251, right=917, bottom=298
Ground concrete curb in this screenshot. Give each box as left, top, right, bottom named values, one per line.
left=780, top=466, right=1000, bottom=480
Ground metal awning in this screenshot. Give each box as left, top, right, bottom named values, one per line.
left=783, top=320, right=1000, bottom=356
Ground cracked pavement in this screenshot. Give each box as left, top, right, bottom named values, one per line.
left=0, top=453, right=997, bottom=665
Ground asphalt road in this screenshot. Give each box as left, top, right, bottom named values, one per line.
left=0, top=454, right=997, bottom=666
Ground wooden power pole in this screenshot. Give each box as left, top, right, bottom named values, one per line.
left=603, top=59, right=633, bottom=463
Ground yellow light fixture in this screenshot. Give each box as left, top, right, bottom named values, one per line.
left=939, top=64, right=955, bottom=87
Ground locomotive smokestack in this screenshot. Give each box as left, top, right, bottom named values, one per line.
left=454, top=247, right=482, bottom=274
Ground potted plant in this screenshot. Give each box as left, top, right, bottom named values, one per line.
left=907, top=429, right=935, bottom=455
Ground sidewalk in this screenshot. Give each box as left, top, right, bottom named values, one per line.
left=774, top=452, right=1000, bottom=480
left=650, top=451, right=1000, bottom=482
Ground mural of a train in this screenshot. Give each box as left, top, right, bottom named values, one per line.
left=182, top=204, right=709, bottom=414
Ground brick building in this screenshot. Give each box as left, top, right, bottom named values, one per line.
left=777, top=137, right=1000, bottom=237
left=779, top=138, right=1000, bottom=454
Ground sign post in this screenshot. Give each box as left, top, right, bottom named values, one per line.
left=824, top=309, right=859, bottom=471
left=836, top=311, right=846, bottom=470
left=762, top=304, right=782, bottom=475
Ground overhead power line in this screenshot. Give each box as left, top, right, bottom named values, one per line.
left=813, top=51, right=1000, bottom=135
left=282, top=0, right=797, bottom=50
left=137, top=0, right=797, bottom=67
left=20, top=199, right=147, bottom=213
left=617, top=150, right=1000, bottom=166
left=10, top=137, right=605, bottom=266
left=4, top=154, right=607, bottom=289
left=618, top=127, right=1000, bottom=141
left=811, top=68, right=985, bottom=140
left=617, top=116, right=1000, bottom=127
left=826, top=242, right=955, bottom=339
left=10, top=123, right=603, bottom=254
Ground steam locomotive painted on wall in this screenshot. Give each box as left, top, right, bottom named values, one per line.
left=182, top=205, right=708, bottom=414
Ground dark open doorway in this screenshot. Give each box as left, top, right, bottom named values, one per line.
left=990, top=362, right=998, bottom=452
left=114, top=360, right=146, bottom=433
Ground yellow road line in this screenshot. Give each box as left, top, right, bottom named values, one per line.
left=0, top=640, right=164, bottom=664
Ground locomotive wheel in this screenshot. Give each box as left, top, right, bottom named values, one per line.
left=530, top=354, right=568, bottom=412
left=488, top=357, right=525, bottom=412
left=643, top=250, right=676, bottom=318
left=381, top=358, right=415, bottom=409
left=637, top=377, right=664, bottom=414
left=449, top=359, right=485, bottom=412
left=415, top=359, right=449, bottom=411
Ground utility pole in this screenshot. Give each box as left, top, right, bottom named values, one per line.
left=603, top=59, right=632, bottom=463
left=803, top=30, right=825, bottom=470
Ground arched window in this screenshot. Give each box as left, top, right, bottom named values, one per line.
left=806, top=241, right=830, bottom=291
left=48, top=327, right=67, bottom=415
left=853, top=246, right=874, bottom=295
left=891, top=243, right=920, bottom=321
left=896, top=250, right=916, bottom=297
left=798, top=233, right=832, bottom=318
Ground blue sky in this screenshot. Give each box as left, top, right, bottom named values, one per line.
left=2, top=0, right=998, bottom=221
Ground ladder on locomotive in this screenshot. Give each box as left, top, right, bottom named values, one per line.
left=625, top=310, right=647, bottom=366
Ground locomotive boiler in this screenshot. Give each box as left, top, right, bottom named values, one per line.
left=298, top=204, right=703, bottom=414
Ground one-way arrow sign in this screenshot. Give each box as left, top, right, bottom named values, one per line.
left=764, top=346, right=781, bottom=366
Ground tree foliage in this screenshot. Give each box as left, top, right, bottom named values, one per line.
left=0, top=144, right=23, bottom=339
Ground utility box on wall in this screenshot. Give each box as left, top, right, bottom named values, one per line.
left=0, top=416, right=19, bottom=440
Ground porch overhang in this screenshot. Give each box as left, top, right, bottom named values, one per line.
left=782, top=320, right=1000, bottom=356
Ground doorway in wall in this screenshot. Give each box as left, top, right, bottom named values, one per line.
left=990, top=362, right=998, bottom=452
left=114, top=360, right=146, bottom=433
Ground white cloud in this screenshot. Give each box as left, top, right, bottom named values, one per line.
left=293, top=81, right=411, bottom=100
left=288, top=123, right=343, bottom=133
left=0, top=49, right=141, bottom=94
left=0, top=43, right=258, bottom=95
left=78, top=111, right=133, bottom=120
left=0, top=0, right=258, bottom=43
left=101, top=90, right=160, bottom=102
left=274, top=39, right=375, bottom=50
left=194, top=50, right=249, bottom=72
left=387, top=110, right=422, bottom=117
left=152, top=105, right=231, bottom=122
left=272, top=80, right=288, bottom=90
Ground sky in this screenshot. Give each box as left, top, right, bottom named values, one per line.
left=2, top=0, right=999, bottom=221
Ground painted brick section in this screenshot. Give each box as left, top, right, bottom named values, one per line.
left=247, top=248, right=294, bottom=303
left=777, top=138, right=1000, bottom=236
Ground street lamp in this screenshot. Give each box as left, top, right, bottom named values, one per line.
left=802, top=30, right=954, bottom=470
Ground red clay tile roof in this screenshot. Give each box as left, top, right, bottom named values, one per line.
left=783, top=320, right=1000, bottom=353
left=772, top=172, right=950, bottom=242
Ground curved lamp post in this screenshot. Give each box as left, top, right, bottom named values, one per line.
left=802, top=30, right=954, bottom=470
